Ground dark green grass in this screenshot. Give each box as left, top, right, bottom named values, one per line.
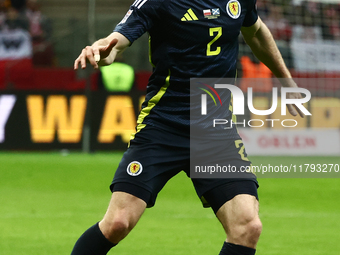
left=0, top=152, right=339, bottom=254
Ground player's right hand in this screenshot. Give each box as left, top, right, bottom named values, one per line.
left=74, top=38, right=118, bottom=70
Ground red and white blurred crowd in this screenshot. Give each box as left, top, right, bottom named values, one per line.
left=0, top=0, right=53, bottom=66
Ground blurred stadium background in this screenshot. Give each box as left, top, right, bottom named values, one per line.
left=0, top=0, right=339, bottom=254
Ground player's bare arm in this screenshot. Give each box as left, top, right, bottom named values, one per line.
left=74, top=32, right=131, bottom=70
left=241, top=17, right=304, bottom=118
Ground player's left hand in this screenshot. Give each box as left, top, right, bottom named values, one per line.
left=285, top=92, right=305, bottom=118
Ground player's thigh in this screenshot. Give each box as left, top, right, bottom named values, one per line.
left=100, top=191, right=147, bottom=229
left=216, top=193, right=260, bottom=233
left=99, top=191, right=147, bottom=243
left=215, top=193, right=261, bottom=248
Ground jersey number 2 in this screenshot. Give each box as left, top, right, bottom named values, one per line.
left=235, top=140, right=249, bottom=161
left=207, top=27, right=222, bottom=56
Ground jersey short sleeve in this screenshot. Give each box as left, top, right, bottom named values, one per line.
left=242, top=0, right=258, bottom=27
left=113, top=0, right=165, bottom=44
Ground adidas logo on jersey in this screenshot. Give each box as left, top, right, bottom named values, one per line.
left=181, top=8, right=198, bottom=21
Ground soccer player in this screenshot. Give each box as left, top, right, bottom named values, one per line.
left=72, top=0, right=304, bottom=254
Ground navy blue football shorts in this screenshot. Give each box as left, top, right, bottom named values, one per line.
left=110, top=126, right=258, bottom=213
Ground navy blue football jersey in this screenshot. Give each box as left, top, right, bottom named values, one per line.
left=114, top=0, right=258, bottom=138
